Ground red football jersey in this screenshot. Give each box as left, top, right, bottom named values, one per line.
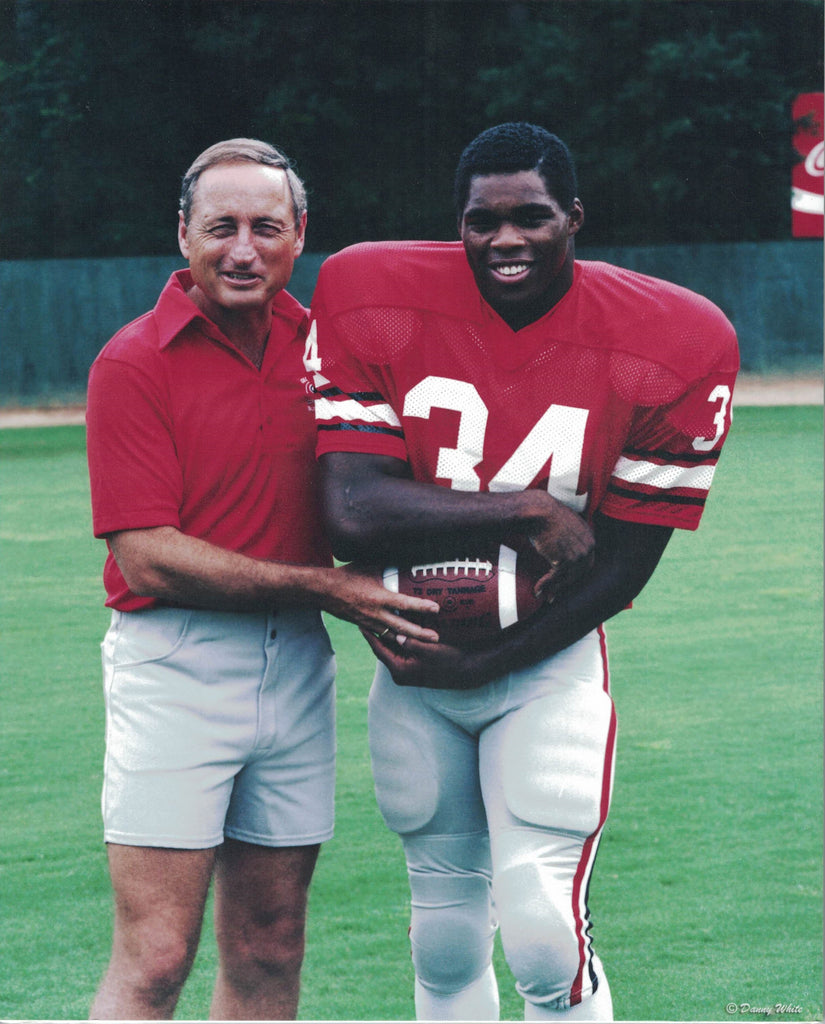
left=309, top=241, right=739, bottom=531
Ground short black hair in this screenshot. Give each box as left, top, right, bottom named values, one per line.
left=454, top=122, right=578, bottom=218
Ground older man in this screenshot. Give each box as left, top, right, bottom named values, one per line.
left=86, top=138, right=437, bottom=1021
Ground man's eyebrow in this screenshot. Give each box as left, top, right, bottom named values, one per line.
left=464, top=201, right=556, bottom=217
left=204, top=214, right=289, bottom=226
left=510, top=202, right=557, bottom=215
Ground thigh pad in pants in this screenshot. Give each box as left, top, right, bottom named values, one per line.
left=490, top=643, right=615, bottom=836
left=367, top=667, right=487, bottom=836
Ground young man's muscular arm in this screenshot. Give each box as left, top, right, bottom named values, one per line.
left=320, top=451, right=596, bottom=594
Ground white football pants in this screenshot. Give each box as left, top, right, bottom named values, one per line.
left=367, top=628, right=615, bottom=1020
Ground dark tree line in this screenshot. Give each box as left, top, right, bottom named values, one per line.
left=1, top=0, right=822, bottom=259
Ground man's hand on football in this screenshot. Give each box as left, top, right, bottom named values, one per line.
left=322, top=563, right=440, bottom=643
left=528, top=502, right=595, bottom=598
left=361, top=630, right=490, bottom=690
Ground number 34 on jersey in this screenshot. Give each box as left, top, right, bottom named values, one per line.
left=307, top=317, right=733, bottom=532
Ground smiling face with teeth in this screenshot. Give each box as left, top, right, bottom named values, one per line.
left=459, top=169, right=584, bottom=332
left=178, top=161, right=306, bottom=345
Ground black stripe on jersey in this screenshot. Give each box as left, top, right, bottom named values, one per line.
left=315, top=384, right=386, bottom=402
left=622, top=446, right=721, bottom=463
left=318, top=423, right=405, bottom=439
left=351, top=390, right=387, bottom=402
left=607, top=483, right=706, bottom=506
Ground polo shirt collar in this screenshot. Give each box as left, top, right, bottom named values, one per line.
left=154, top=269, right=308, bottom=351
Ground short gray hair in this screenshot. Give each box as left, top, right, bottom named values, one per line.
left=179, top=138, right=307, bottom=227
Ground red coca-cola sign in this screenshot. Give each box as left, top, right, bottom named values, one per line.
left=792, top=92, right=823, bottom=238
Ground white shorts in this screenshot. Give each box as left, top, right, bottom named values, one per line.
left=100, top=605, right=336, bottom=849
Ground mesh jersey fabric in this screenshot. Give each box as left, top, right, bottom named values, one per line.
left=309, top=241, right=739, bottom=531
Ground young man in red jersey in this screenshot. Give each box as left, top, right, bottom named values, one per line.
left=85, top=139, right=437, bottom=1022
left=307, top=123, right=738, bottom=1020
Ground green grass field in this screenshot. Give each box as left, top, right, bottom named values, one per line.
left=1, top=406, right=822, bottom=1022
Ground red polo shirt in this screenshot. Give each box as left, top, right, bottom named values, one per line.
left=87, top=269, right=332, bottom=611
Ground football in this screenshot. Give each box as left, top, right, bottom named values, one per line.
left=383, top=540, right=548, bottom=647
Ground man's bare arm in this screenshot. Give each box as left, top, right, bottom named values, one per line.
left=108, top=526, right=440, bottom=641
left=320, top=451, right=595, bottom=593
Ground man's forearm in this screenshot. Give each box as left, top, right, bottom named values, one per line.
left=331, top=478, right=553, bottom=562
left=468, top=517, right=673, bottom=684
left=472, top=566, right=630, bottom=683
left=109, top=525, right=335, bottom=611
left=319, top=452, right=593, bottom=571
left=107, top=525, right=443, bottom=643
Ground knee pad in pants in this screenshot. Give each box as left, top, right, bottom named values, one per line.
left=404, top=832, right=496, bottom=995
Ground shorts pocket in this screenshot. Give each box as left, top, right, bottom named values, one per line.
left=110, top=608, right=193, bottom=668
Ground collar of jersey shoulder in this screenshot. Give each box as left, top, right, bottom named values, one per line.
left=154, top=268, right=309, bottom=349
left=478, top=259, right=582, bottom=335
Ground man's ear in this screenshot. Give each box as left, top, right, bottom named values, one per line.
left=568, top=199, right=585, bottom=237
left=293, top=211, right=308, bottom=258
left=177, top=211, right=189, bottom=259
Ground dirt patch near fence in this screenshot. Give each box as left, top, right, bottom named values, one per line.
left=726, top=373, right=823, bottom=406
left=0, top=374, right=821, bottom=429
left=0, top=404, right=88, bottom=428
